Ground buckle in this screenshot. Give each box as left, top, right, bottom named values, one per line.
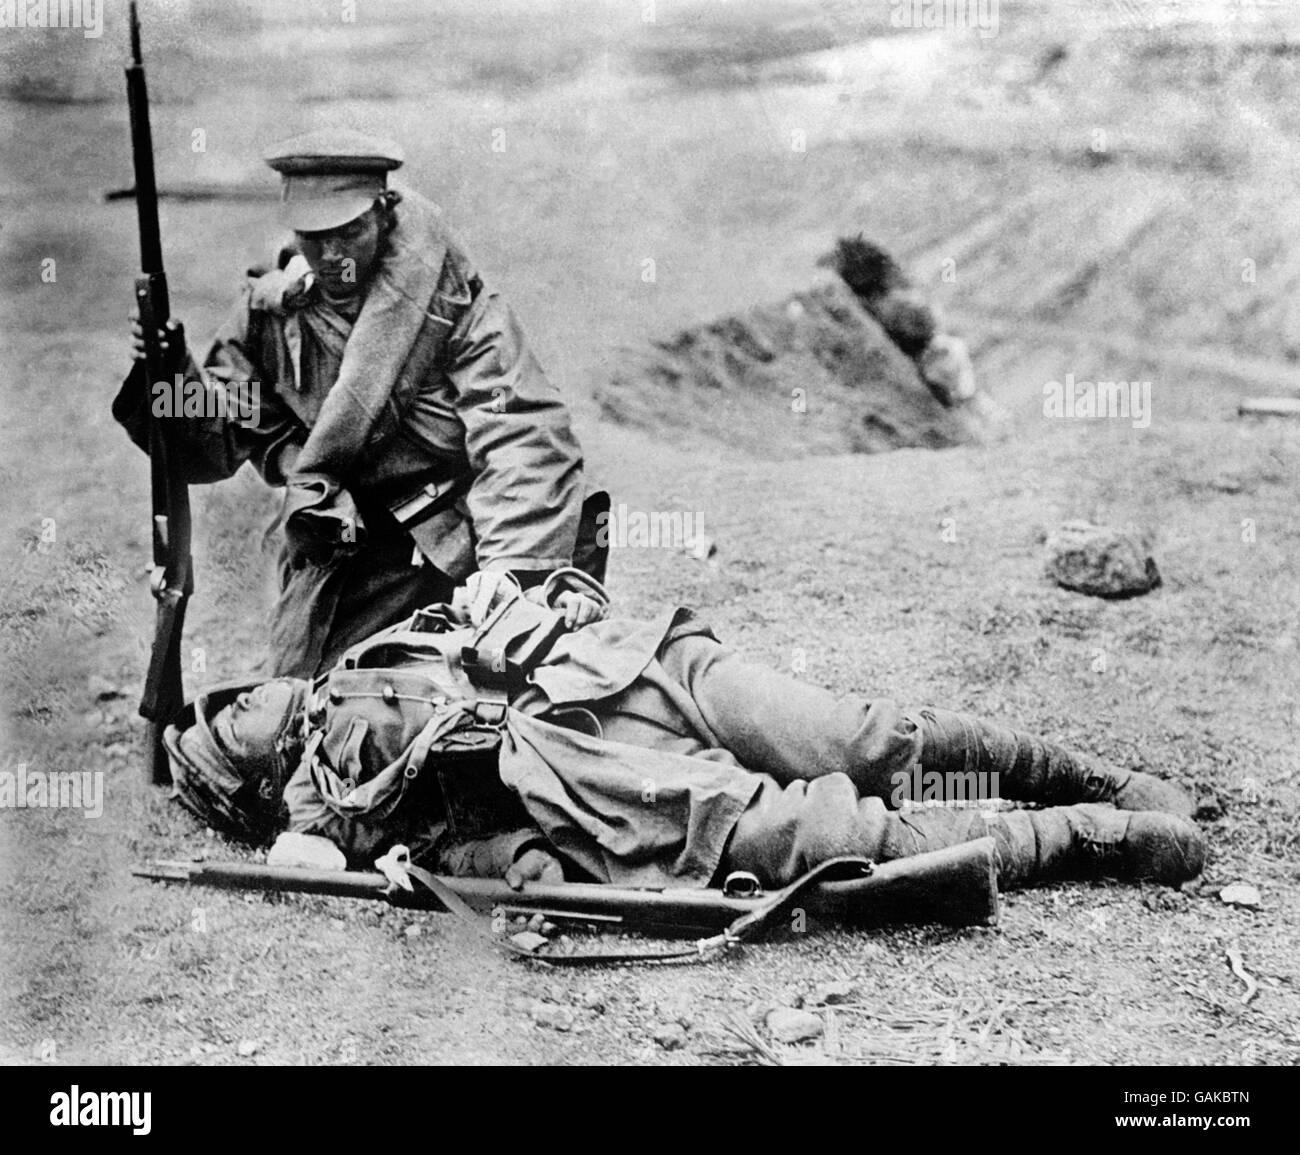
left=472, top=698, right=508, bottom=727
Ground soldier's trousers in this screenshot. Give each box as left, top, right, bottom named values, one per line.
left=632, top=634, right=1127, bottom=886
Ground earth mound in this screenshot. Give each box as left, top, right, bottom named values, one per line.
left=595, top=277, right=995, bottom=459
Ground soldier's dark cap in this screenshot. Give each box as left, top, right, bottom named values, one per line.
left=263, top=129, right=404, bottom=233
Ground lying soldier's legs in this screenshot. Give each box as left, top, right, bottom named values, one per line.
left=663, top=635, right=924, bottom=793
left=720, top=772, right=1204, bottom=890
left=663, top=635, right=1193, bottom=816
left=911, top=708, right=1194, bottom=817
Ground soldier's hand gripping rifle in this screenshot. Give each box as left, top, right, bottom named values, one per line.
left=125, top=1, right=193, bottom=785
left=135, top=838, right=1000, bottom=966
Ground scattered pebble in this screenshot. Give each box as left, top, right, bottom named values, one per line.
left=579, top=990, right=606, bottom=1013
left=1219, top=884, right=1262, bottom=910
left=767, top=1007, right=823, bottom=1044
left=689, top=536, right=717, bottom=562
left=530, top=1002, right=576, bottom=1032
left=1143, top=890, right=1187, bottom=913
left=1195, top=794, right=1225, bottom=821
left=655, top=996, right=694, bottom=1029
left=652, top=1022, right=687, bottom=1050
left=806, top=981, right=858, bottom=1007
left=237, top=1039, right=260, bottom=1057
left=403, top=924, right=423, bottom=939
left=88, top=675, right=125, bottom=701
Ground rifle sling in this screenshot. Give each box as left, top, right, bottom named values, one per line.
left=401, top=856, right=877, bottom=967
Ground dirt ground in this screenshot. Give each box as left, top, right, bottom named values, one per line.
left=1, top=0, right=1298, bottom=1066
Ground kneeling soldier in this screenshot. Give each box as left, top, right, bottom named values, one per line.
left=117, top=129, right=606, bottom=679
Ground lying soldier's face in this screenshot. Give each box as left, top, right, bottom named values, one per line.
left=167, top=677, right=311, bottom=844
left=211, top=679, right=310, bottom=773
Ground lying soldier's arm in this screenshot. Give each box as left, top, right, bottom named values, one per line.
left=283, top=757, right=562, bottom=882
left=435, top=829, right=564, bottom=887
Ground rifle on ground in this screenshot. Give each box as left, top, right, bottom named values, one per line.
left=135, top=838, right=1000, bottom=964
left=125, top=0, right=193, bottom=785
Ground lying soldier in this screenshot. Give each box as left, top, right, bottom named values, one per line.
left=164, top=571, right=1205, bottom=895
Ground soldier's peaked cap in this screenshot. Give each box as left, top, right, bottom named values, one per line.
left=264, top=128, right=404, bottom=232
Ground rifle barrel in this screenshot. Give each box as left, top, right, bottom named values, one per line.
left=125, top=1, right=164, bottom=285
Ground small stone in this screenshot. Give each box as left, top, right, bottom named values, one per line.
left=509, top=931, right=550, bottom=953
left=403, top=924, right=423, bottom=939
left=530, top=1002, right=576, bottom=1031
left=766, top=1007, right=823, bottom=1044
left=526, top=913, right=546, bottom=934
left=237, top=1039, right=260, bottom=1057
left=1195, top=794, right=1225, bottom=821
left=1044, top=521, right=1160, bottom=598
left=689, top=536, right=717, bottom=562
left=539, top=921, right=557, bottom=938
left=1209, top=472, right=1246, bottom=494
left=806, top=981, right=858, bottom=1007
left=655, top=997, right=694, bottom=1029
left=652, top=1022, right=687, bottom=1050
left=88, top=675, right=125, bottom=701
left=579, top=990, right=606, bottom=1013
left=329, top=919, right=346, bottom=931
left=1219, top=883, right=1262, bottom=910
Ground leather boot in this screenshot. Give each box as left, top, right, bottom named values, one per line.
left=983, top=803, right=1205, bottom=889
left=913, top=708, right=1195, bottom=817
left=869, top=802, right=1203, bottom=888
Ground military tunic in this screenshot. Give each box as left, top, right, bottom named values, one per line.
left=114, top=191, right=594, bottom=677
left=284, top=605, right=925, bottom=889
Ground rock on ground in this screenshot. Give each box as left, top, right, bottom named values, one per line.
left=1044, top=521, right=1161, bottom=598
left=766, top=1007, right=824, bottom=1044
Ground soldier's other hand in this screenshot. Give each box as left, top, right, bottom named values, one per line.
left=505, top=847, right=564, bottom=890
left=129, top=306, right=177, bottom=364
left=553, top=591, right=605, bottom=630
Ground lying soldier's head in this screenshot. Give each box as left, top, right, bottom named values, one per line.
left=163, top=679, right=309, bottom=844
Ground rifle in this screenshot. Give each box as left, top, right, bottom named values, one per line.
left=125, top=1, right=193, bottom=785
left=135, top=838, right=1000, bottom=964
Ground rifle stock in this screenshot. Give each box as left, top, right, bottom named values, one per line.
left=125, top=1, right=193, bottom=784
left=134, top=837, right=1000, bottom=937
